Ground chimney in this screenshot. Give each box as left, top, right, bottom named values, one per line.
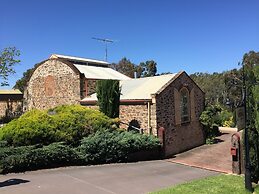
left=134, top=72, right=137, bottom=79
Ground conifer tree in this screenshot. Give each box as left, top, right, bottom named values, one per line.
left=96, top=80, right=121, bottom=118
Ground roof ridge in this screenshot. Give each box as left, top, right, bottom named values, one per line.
left=50, top=54, right=109, bottom=65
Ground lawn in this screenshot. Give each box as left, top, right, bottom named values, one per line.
left=151, top=174, right=259, bottom=194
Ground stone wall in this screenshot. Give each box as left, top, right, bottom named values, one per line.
left=155, top=72, right=205, bottom=156
left=83, top=103, right=156, bottom=134
left=26, top=59, right=81, bottom=110
left=120, top=104, right=149, bottom=133
left=0, top=100, right=23, bottom=120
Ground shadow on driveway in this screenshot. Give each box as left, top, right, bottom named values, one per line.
left=0, top=179, right=30, bottom=188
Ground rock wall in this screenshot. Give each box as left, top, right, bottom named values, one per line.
left=0, top=100, right=23, bottom=121
left=26, top=59, right=81, bottom=110
left=155, top=72, right=205, bottom=156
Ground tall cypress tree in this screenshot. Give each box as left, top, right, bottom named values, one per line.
left=96, top=79, right=121, bottom=118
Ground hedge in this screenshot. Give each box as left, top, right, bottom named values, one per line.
left=0, top=105, right=118, bottom=146
left=78, top=129, right=161, bottom=164
left=0, top=130, right=161, bottom=174
left=0, top=142, right=82, bottom=174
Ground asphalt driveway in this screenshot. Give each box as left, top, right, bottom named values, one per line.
left=0, top=160, right=217, bottom=194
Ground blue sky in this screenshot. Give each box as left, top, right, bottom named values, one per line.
left=1, top=0, right=259, bottom=88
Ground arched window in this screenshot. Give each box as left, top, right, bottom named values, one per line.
left=180, top=87, right=190, bottom=123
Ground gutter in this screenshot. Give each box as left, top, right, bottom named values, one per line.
left=80, top=99, right=152, bottom=105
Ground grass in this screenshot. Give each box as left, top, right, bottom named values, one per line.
left=151, top=174, right=259, bottom=194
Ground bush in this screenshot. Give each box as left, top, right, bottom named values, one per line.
left=78, top=129, right=161, bottom=164
left=200, top=105, right=222, bottom=144
left=0, top=142, right=82, bottom=174
left=0, top=130, right=161, bottom=174
left=0, top=105, right=117, bottom=146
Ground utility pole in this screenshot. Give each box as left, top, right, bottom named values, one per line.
left=92, top=37, right=114, bottom=61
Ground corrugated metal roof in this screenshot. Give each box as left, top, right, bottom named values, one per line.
left=50, top=54, right=109, bottom=65
left=81, top=74, right=177, bottom=101
left=0, top=89, right=22, bottom=95
left=74, top=64, right=131, bottom=80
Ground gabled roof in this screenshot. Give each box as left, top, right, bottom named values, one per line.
left=0, top=89, right=22, bottom=95
left=49, top=54, right=109, bottom=67
left=81, top=73, right=177, bottom=103
left=49, top=54, right=130, bottom=80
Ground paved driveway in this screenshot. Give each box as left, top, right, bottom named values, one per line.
left=0, top=160, right=217, bottom=194
left=168, top=127, right=238, bottom=173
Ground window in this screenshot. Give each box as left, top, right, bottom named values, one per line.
left=180, top=87, right=190, bottom=123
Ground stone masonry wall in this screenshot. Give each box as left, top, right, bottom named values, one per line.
left=156, top=72, right=205, bottom=156
left=26, top=60, right=81, bottom=110
left=120, top=104, right=148, bottom=133
left=0, top=100, right=23, bottom=118
left=83, top=103, right=156, bottom=134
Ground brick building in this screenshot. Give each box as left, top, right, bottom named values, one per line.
left=82, top=72, right=205, bottom=156
left=25, top=54, right=130, bottom=110
left=26, top=54, right=205, bottom=156
left=0, top=89, right=23, bottom=122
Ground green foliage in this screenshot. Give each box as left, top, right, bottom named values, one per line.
left=78, top=129, right=161, bottom=164
left=0, top=142, right=82, bottom=174
left=200, top=105, right=222, bottom=144
left=0, top=47, right=20, bottom=86
left=96, top=79, right=121, bottom=118
left=0, top=105, right=116, bottom=146
left=139, top=60, right=157, bottom=77
left=0, top=130, right=161, bottom=174
left=111, top=57, right=157, bottom=78
left=190, top=72, right=227, bottom=106
left=13, top=65, right=37, bottom=92
left=242, top=51, right=259, bottom=183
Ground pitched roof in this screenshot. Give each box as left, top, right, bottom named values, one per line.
left=74, top=64, right=131, bottom=80
left=0, top=89, right=22, bottom=95
left=49, top=54, right=130, bottom=80
left=49, top=54, right=109, bottom=67
left=81, top=73, right=177, bottom=102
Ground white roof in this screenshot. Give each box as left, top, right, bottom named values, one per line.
left=50, top=54, right=109, bottom=66
left=49, top=53, right=130, bottom=80
left=82, top=74, right=177, bottom=101
left=74, top=64, right=131, bottom=80
left=0, top=89, right=22, bottom=95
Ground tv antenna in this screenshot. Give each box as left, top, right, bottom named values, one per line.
left=92, top=37, right=114, bottom=61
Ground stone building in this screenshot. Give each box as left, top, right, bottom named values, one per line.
left=0, top=89, right=23, bottom=122
left=26, top=54, right=205, bottom=156
left=81, top=72, right=205, bottom=156
left=25, top=54, right=130, bottom=110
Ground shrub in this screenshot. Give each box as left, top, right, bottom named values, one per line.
left=78, top=129, right=161, bottom=164
left=200, top=105, right=222, bottom=144
left=0, top=142, right=82, bottom=174
left=0, top=105, right=117, bottom=146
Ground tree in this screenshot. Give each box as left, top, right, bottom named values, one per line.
left=96, top=79, right=121, bottom=118
left=190, top=72, right=227, bottom=106
left=13, top=65, right=37, bottom=92
left=242, top=51, right=259, bottom=183
left=0, top=47, right=20, bottom=86
left=139, top=60, right=157, bottom=77
left=113, top=57, right=136, bottom=78
left=224, top=68, right=243, bottom=109
left=111, top=58, right=158, bottom=78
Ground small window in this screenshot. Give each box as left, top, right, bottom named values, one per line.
left=180, top=88, right=190, bottom=123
